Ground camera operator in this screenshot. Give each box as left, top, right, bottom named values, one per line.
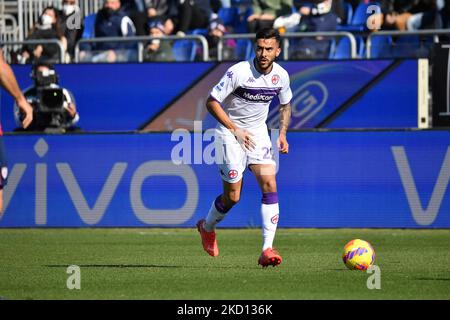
left=14, top=61, right=80, bottom=132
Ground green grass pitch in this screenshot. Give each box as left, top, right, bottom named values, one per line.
left=0, top=228, right=449, bottom=300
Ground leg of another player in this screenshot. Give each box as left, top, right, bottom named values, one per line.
left=204, top=179, right=243, bottom=232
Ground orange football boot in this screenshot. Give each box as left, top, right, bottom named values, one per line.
left=196, top=219, right=219, bottom=257
left=258, top=248, right=282, bottom=267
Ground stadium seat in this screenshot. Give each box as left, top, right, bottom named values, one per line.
left=343, top=2, right=353, bottom=25
left=356, top=36, right=366, bottom=58
left=189, top=28, right=208, bottom=37
left=392, top=35, right=433, bottom=59
left=189, top=28, right=209, bottom=61
left=331, top=36, right=365, bottom=59
left=78, top=13, right=97, bottom=52
left=331, top=37, right=351, bottom=59
left=235, top=39, right=254, bottom=60
left=233, top=6, right=253, bottom=33
left=172, top=40, right=196, bottom=61
left=368, top=34, right=393, bottom=58
left=82, top=13, right=97, bottom=39
left=339, top=2, right=381, bottom=31
left=336, top=2, right=353, bottom=29
left=218, top=7, right=239, bottom=28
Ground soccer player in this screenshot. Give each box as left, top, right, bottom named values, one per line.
left=196, top=28, right=292, bottom=267
left=0, top=47, right=33, bottom=215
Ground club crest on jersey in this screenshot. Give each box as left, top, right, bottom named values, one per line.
left=271, top=214, right=279, bottom=224
left=272, top=74, right=280, bottom=85
left=228, top=170, right=238, bottom=179
left=226, top=71, right=233, bottom=79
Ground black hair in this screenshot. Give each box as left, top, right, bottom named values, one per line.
left=31, top=60, right=55, bottom=77
left=255, top=28, right=281, bottom=46
left=31, top=60, right=59, bottom=86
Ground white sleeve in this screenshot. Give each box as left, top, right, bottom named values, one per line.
left=278, top=70, right=292, bottom=105
left=209, top=67, right=237, bottom=103
left=121, top=16, right=136, bottom=36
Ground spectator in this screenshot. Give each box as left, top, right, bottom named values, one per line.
left=121, top=0, right=149, bottom=35
left=145, top=0, right=178, bottom=34
left=290, top=0, right=342, bottom=59
left=18, top=6, right=67, bottom=64
left=60, top=0, right=84, bottom=61
left=295, top=0, right=343, bottom=30
left=376, top=0, right=443, bottom=30
left=81, top=0, right=137, bottom=62
left=175, top=0, right=213, bottom=36
left=207, top=17, right=236, bottom=60
left=14, top=61, right=80, bottom=132
left=131, top=0, right=178, bottom=35
left=121, top=0, right=146, bottom=13
left=144, top=20, right=174, bottom=61
left=247, top=0, right=293, bottom=33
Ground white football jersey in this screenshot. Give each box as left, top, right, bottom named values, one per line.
left=210, top=59, right=292, bottom=129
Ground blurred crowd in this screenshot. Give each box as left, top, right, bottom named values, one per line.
left=7, top=0, right=450, bottom=63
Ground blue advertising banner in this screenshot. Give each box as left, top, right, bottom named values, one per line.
left=327, top=60, right=419, bottom=128
left=267, top=60, right=396, bottom=128
left=1, top=130, right=449, bottom=228
left=2, top=60, right=418, bottom=133
left=1, top=63, right=215, bottom=132
left=145, top=60, right=419, bottom=131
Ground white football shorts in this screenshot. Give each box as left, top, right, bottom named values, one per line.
left=214, top=125, right=277, bottom=183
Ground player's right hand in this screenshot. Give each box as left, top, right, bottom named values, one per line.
left=16, top=96, right=33, bottom=129
left=232, top=127, right=255, bottom=152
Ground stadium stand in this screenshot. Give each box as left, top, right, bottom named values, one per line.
left=0, top=0, right=449, bottom=62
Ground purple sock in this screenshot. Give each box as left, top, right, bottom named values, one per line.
left=214, top=195, right=230, bottom=213
left=262, top=192, right=279, bottom=204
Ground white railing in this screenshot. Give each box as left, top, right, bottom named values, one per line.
left=1, top=39, right=66, bottom=63
left=366, top=29, right=450, bottom=59
left=217, top=31, right=358, bottom=61
left=0, top=14, right=20, bottom=43
left=2, top=1, right=19, bottom=15
left=79, top=0, right=103, bottom=19
left=74, top=35, right=210, bottom=62
left=18, top=0, right=103, bottom=40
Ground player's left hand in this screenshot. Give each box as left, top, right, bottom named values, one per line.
left=277, top=134, right=289, bottom=154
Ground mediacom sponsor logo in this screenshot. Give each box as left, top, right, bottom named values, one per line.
left=243, top=92, right=274, bottom=101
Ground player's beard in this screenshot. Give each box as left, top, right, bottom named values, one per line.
left=256, top=56, right=274, bottom=74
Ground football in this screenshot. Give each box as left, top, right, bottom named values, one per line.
left=342, top=239, right=375, bottom=270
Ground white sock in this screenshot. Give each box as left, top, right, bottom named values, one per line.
left=204, top=196, right=228, bottom=232
left=261, top=202, right=279, bottom=251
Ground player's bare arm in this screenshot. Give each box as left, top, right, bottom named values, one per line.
left=277, top=102, right=291, bottom=154
left=0, top=49, right=33, bottom=129
left=206, top=96, right=255, bottom=151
